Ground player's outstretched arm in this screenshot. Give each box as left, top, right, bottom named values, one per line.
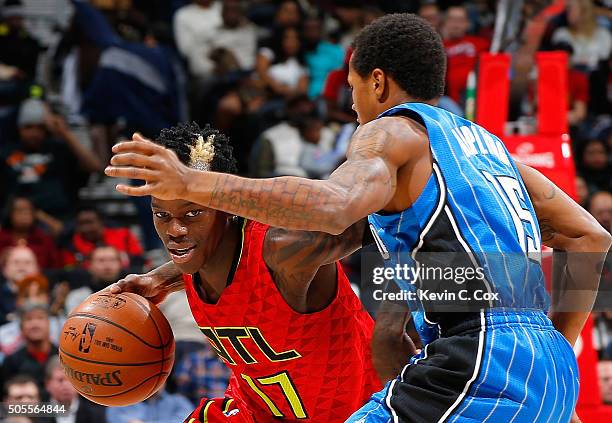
left=105, top=118, right=413, bottom=234
left=106, top=261, right=184, bottom=305
left=518, top=163, right=611, bottom=346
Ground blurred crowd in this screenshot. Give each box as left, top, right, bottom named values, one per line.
left=0, top=0, right=610, bottom=420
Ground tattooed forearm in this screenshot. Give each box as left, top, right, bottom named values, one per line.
left=187, top=146, right=394, bottom=234
left=539, top=218, right=557, bottom=243
left=205, top=174, right=348, bottom=232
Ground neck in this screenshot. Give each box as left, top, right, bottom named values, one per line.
left=28, top=339, right=50, bottom=353
left=11, top=228, right=30, bottom=239
left=381, top=92, right=430, bottom=114
left=197, top=218, right=242, bottom=302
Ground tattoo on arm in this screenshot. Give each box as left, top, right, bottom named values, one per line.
left=536, top=183, right=558, bottom=244
left=200, top=125, right=396, bottom=233
left=543, top=182, right=556, bottom=200
left=538, top=218, right=557, bottom=243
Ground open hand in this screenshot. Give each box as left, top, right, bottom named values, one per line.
left=104, top=133, right=192, bottom=200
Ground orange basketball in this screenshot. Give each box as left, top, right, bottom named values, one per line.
left=59, top=292, right=175, bottom=406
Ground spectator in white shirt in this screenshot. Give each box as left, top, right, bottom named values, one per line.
left=187, top=0, right=258, bottom=78
left=173, top=0, right=222, bottom=78
left=256, top=26, right=309, bottom=100
left=552, top=0, right=611, bottom=72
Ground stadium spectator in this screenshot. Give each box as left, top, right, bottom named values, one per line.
left=3, top=374, right=40, bottom=403
left=575, top=175, right=590, bottom=207
left=0, top=0, right=41, bottom=101
left=188, top=0, right=258, bottom=126
left=552, top=0, right=611, bottom=72
left=2, top=374, right=40, bottom=423
left=578, top=138, right=611, bottom=192
left=72, top=0, right=186, bottom=157
left=256, top=26, right=309, bottom=101
left=441, top=5, right=489, bottom=106
left=1, top=302, right=58, bottom=393
left=0, top=245, right=39, bottom=325
left=302, top=15, right=345, bottom=99
left=173, top=0, right=222, bottom=79
left=363, top=6, right=385, bottom=26
left=62, top=207, right=144, bottom=271
left=64, top=246, right=124, bottom=313
left=0, top=197, right=62, bottom=270
left=0, top=99, right=102, bottom=219
left=250, top=96, right=321, bottom=177
left=0, top=277, right=64, bottom=360
left=418, top=2, right=442, bottom=32
left=174, top=344, right=231, bottom=406
left=271, top=0, right=302, bottom=31
left=599, top=359, right=612, bottom=405
left=43, top=355, right=106, bottom=423
left=105, top=384, right=193, bottom=422
left=333, top=0, right=364, bottom=48
left=588, top=191, right=612, bottom=233
left=322, top=48, right=355, bottom=124
left=189, top=0, right=257, bottom=79
left=3, top=375, right=40, bottom=403
left=594, top=311, right=612, bottom=355
left=298, top=114, right=343, bottom=179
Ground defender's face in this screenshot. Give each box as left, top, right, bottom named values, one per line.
left=348, top=57, right=378, bottom=125
left=152, top=199, right=227, bottom=274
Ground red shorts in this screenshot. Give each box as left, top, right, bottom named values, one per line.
left=184, top=397, right=255, bottom=423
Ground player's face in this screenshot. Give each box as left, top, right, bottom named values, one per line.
left=347, top=57, right=378, bottom=125
left=152, top=198, right=227, bottom=274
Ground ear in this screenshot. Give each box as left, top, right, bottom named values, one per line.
left=371, top=68, right=388, bottom=102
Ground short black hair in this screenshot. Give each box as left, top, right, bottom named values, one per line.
left=352, top=13, right=446, bottom=101
left=3, top=374, right=39, bottom=400
left=155, top=122, right=238, bottom=174
left=76, top=203, right=102, bottom=219
left=2, top=195, right=32, bottom=228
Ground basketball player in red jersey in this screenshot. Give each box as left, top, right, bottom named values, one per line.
left=108, top=122, right=382, bottom=422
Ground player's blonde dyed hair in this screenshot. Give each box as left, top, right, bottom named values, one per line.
left=189, top=134, right=216, bottom=171
left=154, top=122, right=237, bottom=174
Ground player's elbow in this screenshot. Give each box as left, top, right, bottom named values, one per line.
left=325, top=204, right=363, bottom=235
left=326, top=214, right=352, bottom=235
left=316, top=196, right=355, bottom=235
left=587, top=227, right=612, bottom=252
left=574, top=224, right=612, bottom=253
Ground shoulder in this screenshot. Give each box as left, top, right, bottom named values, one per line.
left=262, top=122, right=297, bottom=138
left=174, top=4, right=195, bottom=19
left=348, top=116, right=427, bottom=164
left=552, top=26, right=571, bottom=41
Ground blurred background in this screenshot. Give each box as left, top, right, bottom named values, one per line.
left=0, top=0, right=610, bottom=422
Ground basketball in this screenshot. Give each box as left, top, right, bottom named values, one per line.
left=58, top=292, right=175, bottom=406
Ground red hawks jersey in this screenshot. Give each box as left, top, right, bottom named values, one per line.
left=183, top=221, right=380, bottom=422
